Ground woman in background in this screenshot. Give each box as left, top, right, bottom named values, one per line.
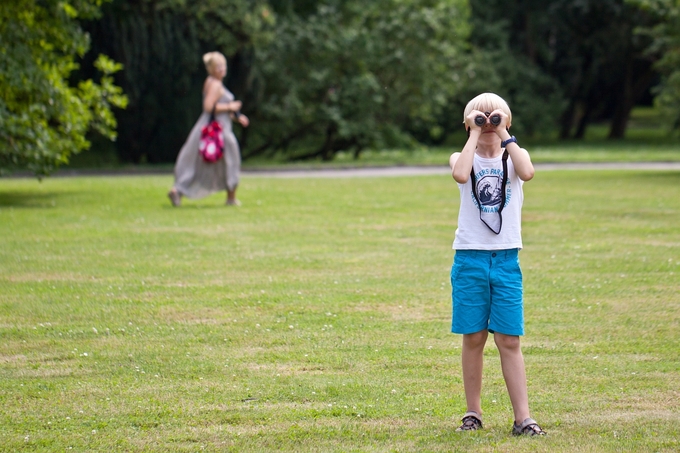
left=168, top=51, right=249, bottom=207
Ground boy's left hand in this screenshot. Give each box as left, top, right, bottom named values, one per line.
left=490, top=109, right=510, bottom=133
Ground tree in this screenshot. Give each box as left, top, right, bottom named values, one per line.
left=633, top=0, right=680, bottom=132
left=467, top=0, right=566, bottom=139
left=247, top=0, right=472, bottom=160
left=82, top=0, right=273, bottom=163
left=83, top=0, right=472, bottom=163
left=0, top=0, right=127, bottom=177
left=544, top=0, right=658, bottom=139
left=469, top=0, right=660, bottom=140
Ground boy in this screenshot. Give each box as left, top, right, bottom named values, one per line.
left=448, top=93, right=545, bottom=436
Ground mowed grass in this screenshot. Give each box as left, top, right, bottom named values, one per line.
left=0, top=169, right=679, bottom=452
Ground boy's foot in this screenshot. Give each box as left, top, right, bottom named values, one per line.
left=456, top=411, right=483, bottom=431
left=226, top=199, right=241, bottom=206
left=168, top=190, right=181, bottom=207
left=512, top=418, right=546, bottom=436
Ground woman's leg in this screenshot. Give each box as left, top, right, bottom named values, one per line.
left=227, top=187, right=240, bottom=205
left=168, top=187, right=181, bottom=207
left=462, top=329, right=488, bottom=415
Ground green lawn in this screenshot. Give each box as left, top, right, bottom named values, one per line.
left=1, top=169, right=679, bottom=452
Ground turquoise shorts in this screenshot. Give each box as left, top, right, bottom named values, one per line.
left=450, top=248, right=524, bottom=336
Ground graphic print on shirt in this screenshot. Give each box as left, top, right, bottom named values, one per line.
left=471, top=169, right=512, bottom=213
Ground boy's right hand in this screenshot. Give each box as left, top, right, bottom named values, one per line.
left=465, top=110, right=486, bottom=131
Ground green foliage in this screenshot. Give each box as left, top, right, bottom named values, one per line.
left=83, top=0, right=272, bottom=163
left=0, top=0, right=127, bottom=177
left=465, top=1, right=566, bottom=138
left=84, top=0, right=472, bottom=163
left=249, top=0, right=471, bottom=160
left=469, top=0, right=660, bottom=140
left=79, top=0, right=672, bottom=165
left=633, top=0, right=680, bottom=131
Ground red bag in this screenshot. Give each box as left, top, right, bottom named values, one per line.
left=199, top=106, right=224, bottom=163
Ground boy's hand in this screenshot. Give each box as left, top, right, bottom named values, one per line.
left=489, top=109, right=510, bottom=133
left=465, top=110, right=487, bottom=131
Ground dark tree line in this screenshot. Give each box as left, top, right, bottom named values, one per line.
left=3, top=0, right=679, bottom=175
left=470, top=0, right=659, bottom=140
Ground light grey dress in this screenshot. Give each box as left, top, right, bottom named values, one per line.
left=173, top=87, right=241, bottom=197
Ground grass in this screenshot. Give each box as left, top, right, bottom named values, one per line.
left=1, top=168, right=679, bottom=452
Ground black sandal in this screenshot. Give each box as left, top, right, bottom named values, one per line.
left=456, top=411, right=483, bottom=431
left=512, top=417, right=546, bottom=436
left=168, top=190, right=181, bottom=207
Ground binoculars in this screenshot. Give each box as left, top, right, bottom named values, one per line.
left=474, top=112, right=501, bottom=126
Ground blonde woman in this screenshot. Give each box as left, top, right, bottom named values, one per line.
left=168, top=51, right=249, bottom=206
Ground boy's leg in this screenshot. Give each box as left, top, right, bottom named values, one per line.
left=494, top=333, right=530, bottom=423
left=462, top=329, right=488, bottom=415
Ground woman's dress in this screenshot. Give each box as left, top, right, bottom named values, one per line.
left=173, top=87, right=241, bottom=197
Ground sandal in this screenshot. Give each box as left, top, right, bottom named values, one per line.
left=456, top=411, right=483, bottom=431
left=512, top=418, right=546, bottom=436
left=168, top=190, right=181, bottom=207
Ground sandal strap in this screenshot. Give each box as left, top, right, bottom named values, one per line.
left=515, top=418, right=546, bottom=436
left=458, top=411, right=483, bottom=430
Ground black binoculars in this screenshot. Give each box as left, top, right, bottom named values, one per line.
left=474, top=112, right=501, bottom=126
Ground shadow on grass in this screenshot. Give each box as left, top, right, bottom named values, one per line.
left=161, top=204, right=236, bottom=210
left=630, top=171, right=680, bottom=183
left=0, top=190, right=74, bottom=209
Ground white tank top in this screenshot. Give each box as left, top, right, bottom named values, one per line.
left=452, top=151, right=524, bottom=250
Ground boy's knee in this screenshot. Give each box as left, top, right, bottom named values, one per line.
left=494, top=333, right=520, bottom=350
left=463, top=330, right=488, bottom=348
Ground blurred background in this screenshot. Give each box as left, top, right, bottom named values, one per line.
left=2, top=0, right=679, bottom=175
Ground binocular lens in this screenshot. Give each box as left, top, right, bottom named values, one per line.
left=474, top=113, right=502, bottom=126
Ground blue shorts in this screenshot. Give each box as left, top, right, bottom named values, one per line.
left=450, top=249, right=524, bottom=336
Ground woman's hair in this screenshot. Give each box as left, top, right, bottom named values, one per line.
left=203, top=51, right=226, bottom=73
left=463, top=93, right=512, bottom=126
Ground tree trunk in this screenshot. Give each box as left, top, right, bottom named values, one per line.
left=321, top=124, right=336, bottom=161
left=573, top=108, right=590, bottom=139
left=559, top=101, right=576, bottom=139
left=608, top=60, right=656, bottom=139
left=608, top=61, right=633, bottom=139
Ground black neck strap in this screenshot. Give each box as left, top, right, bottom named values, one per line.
left=469, top=150, right=509, bottom=234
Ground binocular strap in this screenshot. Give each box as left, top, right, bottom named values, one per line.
left=469, top=150, right=509, bottom=235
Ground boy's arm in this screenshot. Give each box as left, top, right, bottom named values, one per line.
left=490, top=109, right=535, bottom=181
left=498, top=130, right=535, bottom=181
left=451, top=110, right=484, bottom=183
left=451, top=131, right=480, bottom=183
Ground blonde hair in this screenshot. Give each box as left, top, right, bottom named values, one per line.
left=463, top=93, right=512, bottom=126
left=202, top=51, right=226, bottom=73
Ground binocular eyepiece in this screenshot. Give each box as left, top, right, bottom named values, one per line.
left=474, top=112, right=501, bottom=127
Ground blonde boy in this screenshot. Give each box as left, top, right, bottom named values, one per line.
left=448, top=93, right=545, bottom=436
